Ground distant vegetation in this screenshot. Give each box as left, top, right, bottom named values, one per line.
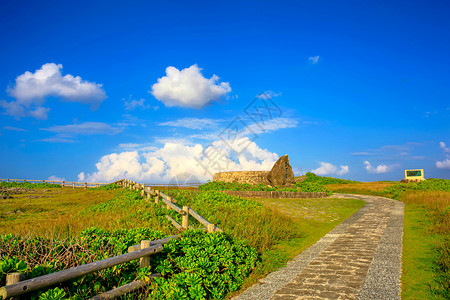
left=0, top=181, right=61, bottom=189
left=381, top=178, right=450, bottom=198
left=198, top=179, right=332, bottom=195
left=299, top=172, right=359, bottom=185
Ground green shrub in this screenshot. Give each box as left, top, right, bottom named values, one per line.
left=300, top=172, right=359, bottom=185
left=198, top=180, right=331, bottom=195
left=0, top=228, right=258, bottom=299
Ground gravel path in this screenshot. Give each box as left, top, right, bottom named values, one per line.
left=233, top=193, right=404, bottom=300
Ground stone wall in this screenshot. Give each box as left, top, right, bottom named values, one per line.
left=221, top=190, right=327, bottom=199
left=213, top=171, right=270, bottom=185
left=212, top=154, right=295, bottom=187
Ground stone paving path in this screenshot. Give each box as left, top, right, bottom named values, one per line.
left=233, top=194, right=404, bottom=300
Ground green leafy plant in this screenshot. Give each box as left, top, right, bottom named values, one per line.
left=38, top=287, right=67, bottom=300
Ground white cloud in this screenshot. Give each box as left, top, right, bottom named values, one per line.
left=158, top=118, right=223, bottom=130
left=3, top=126, right=27, bottom=131
left=247, top=117, right=298, bottom=135
left=256, top=91, right=281, bottom=99
left=308, top=56, right=320, bottom=64
left=312, top=162, right=349, bottom=176
left=41, top=122, right=122, bottom=136
left=151, top=64, right=231, bottom=109
left=351, top=152, right=371, bottom=156
left=119, top=143, right=141, bottom=149
left=123, top=97, right=157, bottom=111
left=48, top=175, right=65, bottom=181
left=78, top=137, right=278, bottom=183
left=440, top=141, right=450, bottom=154
left=8, top=63, right=106, bottom=105
left=1, top=63, right=106, bottom=119
left=436, top=141, right=450, bottom=169
left=436, top=159, right=450, bottom=169
left=38, top=137, right=76, bottom=143
left=364, top=161, right=393, bottom=174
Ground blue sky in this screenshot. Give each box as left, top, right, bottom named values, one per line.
left=0, top=0, right=449, bottom=183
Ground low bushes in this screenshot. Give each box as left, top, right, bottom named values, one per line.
left=300, top=172, right=359, bottom=185
left=0, top=228, right=258, bottom=299
left=198, top=180, right=331, bottom=196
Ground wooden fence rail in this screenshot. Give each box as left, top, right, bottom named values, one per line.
left=0, top=242, right=166, bottom=299
left=0, top=178, right=109, bottom=189
left=118, top=179, right=222, bottom=233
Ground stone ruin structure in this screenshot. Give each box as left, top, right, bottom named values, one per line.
left=213, top=155, right=295, bottom=187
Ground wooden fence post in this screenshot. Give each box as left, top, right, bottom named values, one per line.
left=62, top=181, right=65, bottom=188
left=207, top=224, right=215, bottom=233
left=182, top=206, right=189, bottom=229
left=166, top=197, right=172, bottom=210
left=155, top=190, right=159, bottom=204
left=140, top=240, right=151, bottom=268
left=72, top=182, right=75, bottom=189
left=6, top=272, right=25, bottom=300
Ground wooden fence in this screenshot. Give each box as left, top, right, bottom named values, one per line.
left=0, top=236, right=176, bottom=299
left=118, top=179, right=222, bottom=233
left=0, top=178, right=109, bottom=189
left=0, top=178, right=222, bottom=299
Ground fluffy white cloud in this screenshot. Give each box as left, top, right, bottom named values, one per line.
left=436, top=159, right=450, bottom=169
left=364, top=161, right=393, bottom=174
left=1, top=63, right=106, bottom=119
left=308, top=56, right=320, bottom=64
left=158, top=118, right=222, bottom=130
left=151, top=64, right=231, bottom=109
left=42, top=122, right=122, bottom=136
left=436, top=141, right=450, bottom=169
left=78, top=137, right=278, bottom=183
left=8, top=63, right=106, bottom=105
left=312, top=162, right=349, bottom=176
